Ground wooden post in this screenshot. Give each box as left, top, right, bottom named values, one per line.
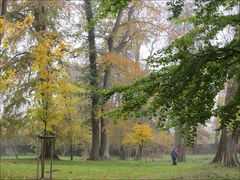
left=41, top=138, right=44, bottom=179
left=50, top=138, right=53, bottom=180
left=37, top=138, right=39, bottom=180
left=37, top=135, right=55, bottom=180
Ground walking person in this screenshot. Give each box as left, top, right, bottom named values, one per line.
left=170, top=147, right=179, bottom=165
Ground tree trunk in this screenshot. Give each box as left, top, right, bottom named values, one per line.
left=1, top=0, right=7, bottom=16
left=84, top=0, right=100, bottom=160
left=99, top=7, right=135, bottom=160
left=139, top=140, right=144, bottom=164
left=43, top=139, right=59, bottom=159
left=99, top=68, right=111, bottom=159
left=99, top=118, right=110, bottom=159
left=70, top=139, right=73, bottom=161
left=213, top=78, right=240, bottom=167
left=175, top=127, right=186, bottom=162
left=134, top=146, right=140, bottom=160
left=99, top=9, right=123, bottom=160
left=214, top=129, right=220, bottom=152
left=212, top=127, right=240, bottom=167
left=0, top=0, right=8, bottom=45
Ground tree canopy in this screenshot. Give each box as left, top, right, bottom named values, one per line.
left=100, top=0, right=240, bottom=144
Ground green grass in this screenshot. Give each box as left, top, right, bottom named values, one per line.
left=1, top=154, right=239, bottom=179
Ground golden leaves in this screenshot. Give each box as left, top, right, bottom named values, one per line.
left=0, top=15, right=34, bottom=48
left=0, top=16, right=33, bottom=93
left=123, top=122, right=153, bottom=146
left=0, top=69, right=16, bottom=93
left=28, top=31, right=68, bottom=132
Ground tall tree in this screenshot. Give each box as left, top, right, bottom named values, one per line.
left=2, top=0, right=66, bottom=159
left=0, top=0, right=33, bottom=140
left=84, top=0, right=100, bottom=160
left=99, top=5, right=134, bottom=160
left=99, top=1, right=169, bottom=159
left=100, top=0, right=240, bottom=167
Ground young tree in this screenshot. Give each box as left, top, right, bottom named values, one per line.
left=56, top=73, right=90, bottom=160
left=123, top=122, right=153, bottom=161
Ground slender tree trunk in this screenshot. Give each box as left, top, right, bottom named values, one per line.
left=175, top=127, right=186, bottom=162
left=70, top=140, right=73, bottom=161
left=140, top=140, right=144, bottom=164
left=84, top=0, right=100, bottom=160
left=99, top=68, right=111, bottom=159
left=70, top=143, right=73, bottom=161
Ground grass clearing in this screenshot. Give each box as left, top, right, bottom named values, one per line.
left=1, top=154, right=239, bottom=179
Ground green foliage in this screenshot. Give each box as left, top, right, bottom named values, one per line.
left=97, top=0, right=131, bottom=17
left=84, top=0, right=131, bottom=30
left=100, top=0, right=240, bottom=145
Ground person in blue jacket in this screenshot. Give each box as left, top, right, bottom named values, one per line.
left=170, top=147, right=179, bottom=165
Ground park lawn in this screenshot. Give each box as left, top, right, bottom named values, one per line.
left=1, top=155, right=239, bottom=179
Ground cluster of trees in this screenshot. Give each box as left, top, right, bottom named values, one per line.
left=1, top=0, right=239, bottom=167
left=101, top=0, right=240, bottom=167
left=0, top=0, right=173, bottom=160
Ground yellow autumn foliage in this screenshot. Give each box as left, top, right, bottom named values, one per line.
left=123, top=122, right=153, bottom=146
left=28, top=31, right=68, bottom=133
left=0, top=15, right=33, bottom=93
left=100, top=53, right=147, bottom=85
left=0, top=69, right=16, bottom=93
left=0, top=15, right=34, bottom=48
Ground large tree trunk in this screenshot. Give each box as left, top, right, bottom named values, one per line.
left=213, top=78, right=240, bottom=167
left=175, top=127, right=186, bottom=162
left=212, top=127, right=240, bottom=167
left=84, top=0, right=100, bottom=160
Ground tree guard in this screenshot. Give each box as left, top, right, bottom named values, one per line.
left=37, top=135, right=55, bottom=180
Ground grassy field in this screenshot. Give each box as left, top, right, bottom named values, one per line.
left=1, top=154, right=239, bottom=179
